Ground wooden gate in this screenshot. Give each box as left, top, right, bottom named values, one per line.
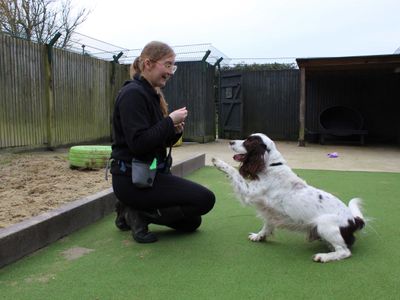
left=218, top=73, right=243, bottom=139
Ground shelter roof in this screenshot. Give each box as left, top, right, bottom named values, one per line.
left=296, top=54, right=400, bottom=72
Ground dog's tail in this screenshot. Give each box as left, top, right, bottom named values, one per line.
left=348, top=198, right=365, bottom=230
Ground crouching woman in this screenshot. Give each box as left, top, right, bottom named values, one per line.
left=110, top=41, right=215, bottom=243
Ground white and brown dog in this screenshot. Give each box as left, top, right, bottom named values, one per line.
left=212, top=133, right=365, bottom=263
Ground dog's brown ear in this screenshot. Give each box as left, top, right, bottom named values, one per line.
left=239, top=154, right=265, bottom=180
left=239, top=138, right=266, bottom=180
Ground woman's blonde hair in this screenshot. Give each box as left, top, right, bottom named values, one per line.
left=130, top=41, right=175, bottom=117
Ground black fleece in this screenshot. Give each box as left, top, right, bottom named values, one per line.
left=110, top=75, right=215, bottom=230
left=111, top=74, right=181, bottom=164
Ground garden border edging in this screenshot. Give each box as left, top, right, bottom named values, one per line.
left=0, top=153, right=205, bottom=268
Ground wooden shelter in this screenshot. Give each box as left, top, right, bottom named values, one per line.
left=296, top=54, right=400, bottom=146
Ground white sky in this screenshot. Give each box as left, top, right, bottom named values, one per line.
left=72, top=0, right=400, bottom=62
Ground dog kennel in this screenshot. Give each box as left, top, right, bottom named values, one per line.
left=297, top=54, right=400, bottom=145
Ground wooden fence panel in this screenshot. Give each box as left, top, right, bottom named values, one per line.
left=0, top=33, right=129, bottom=149
left=52, top=50, right=112, bottom=146
left=163, top=61, right=216, bottom=143
left=242, top=69, right=300, bottom=140
left=0, top=34, right=47, bottom=148
left=219, top=69, right=300, bottom=140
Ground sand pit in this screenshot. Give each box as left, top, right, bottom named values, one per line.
left=0, top=150, right=111, bottom=228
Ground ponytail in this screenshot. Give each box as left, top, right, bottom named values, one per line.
left=130, top=57, right=141, bottom=79
left=157, top=88, right=169, bottom=117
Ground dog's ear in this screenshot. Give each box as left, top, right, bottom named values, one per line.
left=239, top=137, right=267, bottom=180
left=239, top=159, right=264, bottom=180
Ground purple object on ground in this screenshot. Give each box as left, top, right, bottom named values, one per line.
left=327, top=152, right=339, bottom=158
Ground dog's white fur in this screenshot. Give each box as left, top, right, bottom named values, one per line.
left=212, top=133, right=365, bottom=263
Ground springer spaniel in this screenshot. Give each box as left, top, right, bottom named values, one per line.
left=212, top=133, right=365, bottom=263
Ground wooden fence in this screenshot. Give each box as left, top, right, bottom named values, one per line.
left=240, top=69, right=300, bottom=140
left=163, top=61, right=216, bottom=143
left=1, top=33, right=306, bottom=150
left=218, top=69, right=300, bottom=140
left=0, top=33, right=129, bottom=149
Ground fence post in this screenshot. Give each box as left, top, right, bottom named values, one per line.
left=109, top=52, right=123, bottom=140
left=44, top=32, right=61, bottom=149
left=298, top=67, right=306, bottom=146
left=201, top=50, right=211, bottom=72
left=214, top=57, right=223, bottom=139
left=110, top=52, right=123, bottom=85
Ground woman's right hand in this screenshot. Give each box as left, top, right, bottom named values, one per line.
left=169, top=107, right=188, bottom=125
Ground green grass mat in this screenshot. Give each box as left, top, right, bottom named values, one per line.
left=1, top=167, right=399, bottom=299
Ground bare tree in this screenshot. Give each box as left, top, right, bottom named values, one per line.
left=0, top=0, right=89, bottom=48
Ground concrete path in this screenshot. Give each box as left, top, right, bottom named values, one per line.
left=172, top=139, right=400, bottom=173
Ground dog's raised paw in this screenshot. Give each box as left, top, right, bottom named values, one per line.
left=211, top=157, right=225, bottom=168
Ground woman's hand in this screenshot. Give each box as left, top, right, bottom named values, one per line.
left=174, top=122, right=185, bottom=134
left=169, top=107, right=188, bottom=125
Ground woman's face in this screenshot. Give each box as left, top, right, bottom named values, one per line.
left=144, top=54, right=176, bottom=88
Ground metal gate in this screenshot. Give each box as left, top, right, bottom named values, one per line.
left=218, top=73, right=243, bottom=139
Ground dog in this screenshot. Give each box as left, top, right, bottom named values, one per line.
left=212, top=133, right=365, bottom=263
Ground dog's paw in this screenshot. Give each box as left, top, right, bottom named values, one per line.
left=211, top=157, right=227, bottom=169
left=313, top=253, right=335, bottom=263
left=248, top=232, right=266, bottom=242
left=313, top=249, right=351, bottom=263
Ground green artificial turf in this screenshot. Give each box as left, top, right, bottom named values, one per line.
left=0, top=167, right=399, bottom=299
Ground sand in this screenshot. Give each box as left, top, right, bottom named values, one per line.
left=0, top=150, right=111, bottom=228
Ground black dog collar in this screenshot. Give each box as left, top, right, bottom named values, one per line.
left=269, top=162, right=283, bottom=167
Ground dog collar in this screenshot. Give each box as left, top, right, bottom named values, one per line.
left=269, top=162, right=283, bottom=167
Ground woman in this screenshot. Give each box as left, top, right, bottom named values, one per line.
left=110, top=41, right=215, bottom=243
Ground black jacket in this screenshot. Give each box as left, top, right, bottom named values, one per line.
left=111, top=75, right=181, bottom=164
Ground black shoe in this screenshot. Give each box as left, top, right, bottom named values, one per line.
left=115, top=201, right=130, bottom=231
left=125, top=208, right=158, bottom=243
left=133, top=230, right=158, bottom=243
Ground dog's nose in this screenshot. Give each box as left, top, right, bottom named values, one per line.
left=229, top=141, right=235, bottom=145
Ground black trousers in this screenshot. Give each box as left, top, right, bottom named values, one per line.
left=112, top=172, right=215, bottom=230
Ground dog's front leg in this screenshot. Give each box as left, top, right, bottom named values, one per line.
left=212, top=158, right=255, bottom=205
left=249, top=222, right=274, bottom=242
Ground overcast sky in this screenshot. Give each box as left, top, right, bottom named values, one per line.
left=72, top=0, right=400, bottom=62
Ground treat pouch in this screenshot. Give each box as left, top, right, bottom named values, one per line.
left=131, top=158, right=157, bottom=188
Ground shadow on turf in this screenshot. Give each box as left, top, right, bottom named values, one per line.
left=115, top=226, right=203, bottom=243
